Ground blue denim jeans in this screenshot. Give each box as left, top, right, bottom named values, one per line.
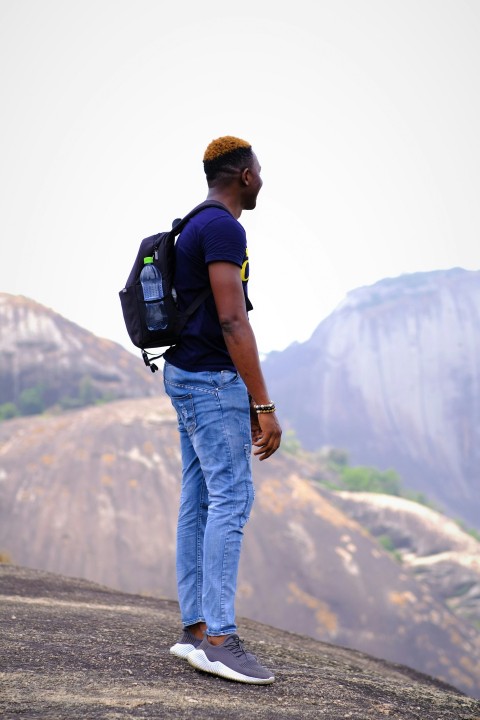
left=163, top=361, right=254, bottom=636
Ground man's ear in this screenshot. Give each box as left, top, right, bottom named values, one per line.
left=240, top=167, right=250, bottom=186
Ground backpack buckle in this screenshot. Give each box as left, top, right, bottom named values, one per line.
left=142, top=350, right=159, bottom=373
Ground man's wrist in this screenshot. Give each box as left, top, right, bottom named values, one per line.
left=252, top=402, right=276, bottom=414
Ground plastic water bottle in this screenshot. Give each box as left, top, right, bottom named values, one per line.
left=140, top=257, right=167, bottom=330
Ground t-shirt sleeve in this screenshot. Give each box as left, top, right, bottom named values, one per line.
left=200, top=215, right=246, bottom=268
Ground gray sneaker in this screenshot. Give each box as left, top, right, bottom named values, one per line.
left=187, top=634, right=275, bottom=684
left=170, top=628, right=202, bottom=659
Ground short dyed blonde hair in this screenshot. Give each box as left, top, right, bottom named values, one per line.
left=203, top=135, right=253, bottom=183
left=203, top=136, right=251, bottom=163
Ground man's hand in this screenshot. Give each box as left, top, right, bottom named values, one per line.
left=209, top=261, right=281, bottom=460
left=250, top=404, right=262, bottom=444
left=252, top=412, right=282, bottom=461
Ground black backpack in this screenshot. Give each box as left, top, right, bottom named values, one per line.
left=119, top=200, right=229, bottom=372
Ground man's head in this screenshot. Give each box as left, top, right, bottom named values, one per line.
left=203, top=135, right=262, bottom=210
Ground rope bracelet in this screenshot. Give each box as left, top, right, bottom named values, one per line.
left=253, top=402, right=276, bottom=414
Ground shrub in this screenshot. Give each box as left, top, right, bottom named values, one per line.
left=0, top=402, right=19, bottom=421
left=339, top=466, right=402, bottom=495
left=18, top=386, right=45, bottom=416
left=281, top=429, right=303, bottom=456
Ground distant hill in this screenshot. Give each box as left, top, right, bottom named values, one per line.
left=1, top=397, right=480, bottom=697
left=333, top=491, right=480, bottom=631
left=0, top=293, right=159, bottom=416
left=262, top=268, right=480, bottom=530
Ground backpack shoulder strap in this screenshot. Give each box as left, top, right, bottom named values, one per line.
left=169, top=201, right=232, bottom=332
left=153, top=201, right=231, bottom=252
left=174, top=200, right=231, bottom=235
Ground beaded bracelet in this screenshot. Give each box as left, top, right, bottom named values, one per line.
left=253, top=402, right=276, bottom=414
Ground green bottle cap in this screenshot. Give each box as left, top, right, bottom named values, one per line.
left=143, top=256, right=154, bottom=264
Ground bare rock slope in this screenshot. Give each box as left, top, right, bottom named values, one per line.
left=262, top=268, right=480, bottom=529
left=1, top=397, right=480, bottom=697
left=333, top=491, right=480, bottom=629
left=0, top=292, right=157, bottom=410
left=1, top=565, right=480, bottom=720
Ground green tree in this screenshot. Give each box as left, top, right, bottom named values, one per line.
left=340, top=466, right=402, bottom=495
left=281, top=429, right=303, bottom=456
left=18, top=386, right=45, bottom=416
left=0, top=402, right=19, bottom=421
left=78, top=375, right=98, bottom=406
left=324, top=447, right=349, bottom=468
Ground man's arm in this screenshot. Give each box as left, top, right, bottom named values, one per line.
left=208, top=261, right=282, bottom=461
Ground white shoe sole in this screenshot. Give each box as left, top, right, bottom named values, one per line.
left=187, top=648, right=275, bottom=684
left=170, top=642, right=196, bottom=658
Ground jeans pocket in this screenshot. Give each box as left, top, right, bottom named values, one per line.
left=217, top=369, right=240, bottom=389
left=171, top=394, right=196, bottom=436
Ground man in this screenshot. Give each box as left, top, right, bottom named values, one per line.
left=163, top=136, right=282, bottom=684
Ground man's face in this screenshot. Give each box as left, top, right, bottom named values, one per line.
left=243, top=153, right=263, bottom=210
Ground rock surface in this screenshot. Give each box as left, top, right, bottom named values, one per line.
left=0, top=292, right=157, bottom=410
left=333, top=491, right=480, bottom=629
left=1, top=565, right=480, bottom=720
left=1, top=397, right=480, bottom=697
left=262, top=268, right=480, bottom=530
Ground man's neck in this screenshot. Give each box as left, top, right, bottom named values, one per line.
left=206, top=189, right=243, bottom=219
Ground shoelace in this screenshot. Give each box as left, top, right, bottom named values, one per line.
left=224, top=636, right=247, bottom=657
left=225, top=636, right=257, bottom=661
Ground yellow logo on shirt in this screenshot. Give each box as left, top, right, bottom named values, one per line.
left=241, top=247, right=249, bottom=283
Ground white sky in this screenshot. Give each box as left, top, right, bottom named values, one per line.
left=1, top=0, right=479, bottom=355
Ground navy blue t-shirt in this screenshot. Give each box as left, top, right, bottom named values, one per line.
left=164, top=207, right=250, bottom=371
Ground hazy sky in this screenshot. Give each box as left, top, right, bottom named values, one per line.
left=1, top=0, right=479, bottom=355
